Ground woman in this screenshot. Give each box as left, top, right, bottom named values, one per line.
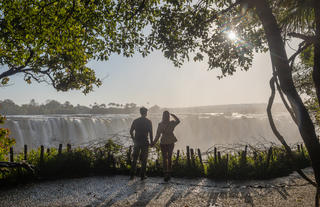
left=152, top=111, right=180, bottom=181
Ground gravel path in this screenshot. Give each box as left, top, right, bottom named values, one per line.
left=0, top=168, right=316, bottom=207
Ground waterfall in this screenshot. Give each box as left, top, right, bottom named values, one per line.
left=3, top=113, right=301, bottom=151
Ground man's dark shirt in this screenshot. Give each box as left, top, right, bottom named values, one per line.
left=130, top=117, right=152, bottom=145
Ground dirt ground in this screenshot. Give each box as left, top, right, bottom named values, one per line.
left=0, top=168, right=316, bottom=207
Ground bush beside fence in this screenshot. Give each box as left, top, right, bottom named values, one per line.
left=0, top=140, right=311, bottom=186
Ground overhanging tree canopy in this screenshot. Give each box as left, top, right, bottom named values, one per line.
left=0, top=0, right=159, bottom=93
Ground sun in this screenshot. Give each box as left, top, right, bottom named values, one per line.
left=227, top=31, right=237, bottom=40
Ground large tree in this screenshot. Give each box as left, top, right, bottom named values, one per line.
left=0, top=0, right=161, bottom=168
left=146, top=0, right=320, bottom=205
left=0, top=0, right=159, bottom=93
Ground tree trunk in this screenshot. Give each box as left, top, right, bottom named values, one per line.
left=314, top=0, right=320, bottom=105
left=253, top=0, right=320, bottom=193
left=0, top=68, right=17, bottom=80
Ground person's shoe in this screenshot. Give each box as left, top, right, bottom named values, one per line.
left=140, top=175, right=147, bottom=181
left=164, top=176, right=169, bottom=182
left=167, top=173, right=171, bottom=181
left=164, top=173, right=170, bottom=182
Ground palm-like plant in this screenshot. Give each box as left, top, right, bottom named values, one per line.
left=277, top=0, right=315, bottom=34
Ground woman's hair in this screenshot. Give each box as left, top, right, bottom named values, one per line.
left=162, top=111, right=170, bottom=123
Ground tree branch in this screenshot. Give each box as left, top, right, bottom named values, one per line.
left=20, top=68, right=56, bottom=87
left=0, top=48, right=35, bottom=80
left=39, top=70, right=56, bottom=88
left=269, top=47, right=298, bottom=125
left=275, top=75, right=298, bottom=125
left=24, top=71, right=42, bottom=83
left=267, top=76, right=317, bottom=187
left=0, top=69, right=19, bottom=80
left=288, top=32, right=317, bottom=44
left=204, top=0, right=244, bottom=24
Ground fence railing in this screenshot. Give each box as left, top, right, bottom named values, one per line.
left=8, top=142, right=307, bottom=168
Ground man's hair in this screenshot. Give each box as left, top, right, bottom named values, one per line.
left=140, top=107, right=148, bottom=115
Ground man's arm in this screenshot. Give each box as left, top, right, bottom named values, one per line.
left=149, top=120, right=153, bottom=144
left=130, top=120, right=135, bottom=140
left=152, top=123, right=161, bottom=146
left=148, top=120, right=153, bottom=144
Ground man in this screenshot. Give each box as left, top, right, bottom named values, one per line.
left=129, top=107, right=153, bottom=180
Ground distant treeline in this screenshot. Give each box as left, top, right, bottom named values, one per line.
left=0, top=99, right=287, bottom=115
left=0, top=99, right=162, bottom=115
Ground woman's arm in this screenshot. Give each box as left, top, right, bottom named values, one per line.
left=170, top=113, right=180, bottom=125
left=152, top=124, right=162, bottom=146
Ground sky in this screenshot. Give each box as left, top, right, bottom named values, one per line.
left=0, top=48, right=279, bottom=108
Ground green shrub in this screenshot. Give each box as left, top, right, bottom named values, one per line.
left=0, top=142, right=312, bottom=186
left=0, top=114, right=15, bottom=161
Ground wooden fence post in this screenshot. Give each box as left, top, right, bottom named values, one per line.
left=190, top=148, right=195, bottom=167
left=226, top=154, right=229, bottom=167
left=197, top=148, right=203, bottom=166
left=253, top=151, right=257, bottom=161
left=266, top=147, right=273, bottom=169
left=244, top=145, right=248, bottom=158
left=241, top=145, right=247, bottom=164
left=186, top=146, right=190, bottom=167
left=58, top=144, right=62, bottom=155
left=300, top=144, right=305, bottom=158
left=225, top=154, right=229, bottom=178
left=175, top=150, right=180, bottom=166
left=67, top=144, right=71, bottom=152
left=297, top=144, right=300, bottom=152
left=111, top=153, right=116, bottom=169
left=214, top=147, right=217, bottom=163
left=47, top=148, right=50, bottom=155
left=218, top=151, right=221, bottom=163
left=24, top=145, right=28, bottom=160
left=9, top=147, right=13, bottom=162
left=40, top=145, right=44, bottom=164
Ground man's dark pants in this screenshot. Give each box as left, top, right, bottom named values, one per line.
left=131, top=144, right=149, bottom=177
